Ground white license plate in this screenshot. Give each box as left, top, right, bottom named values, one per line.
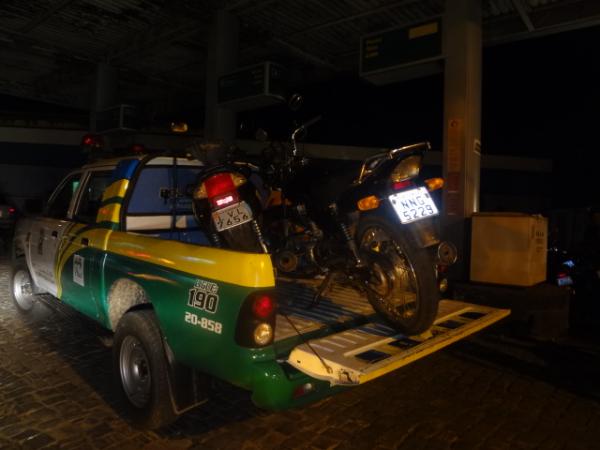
left=389, top=187, right=439, bottom=224
left=212, top=201, right=253, bottom=232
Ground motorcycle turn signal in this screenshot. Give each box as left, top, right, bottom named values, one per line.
left=357, top=195, right=380, bottom=211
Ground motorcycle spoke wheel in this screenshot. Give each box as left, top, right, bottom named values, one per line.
left=360, top=227, right=419, bottom=320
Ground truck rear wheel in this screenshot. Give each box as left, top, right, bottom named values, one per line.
left=10, top=260, right=36, bottom=313
left=113, top=309, right=177, bottom=429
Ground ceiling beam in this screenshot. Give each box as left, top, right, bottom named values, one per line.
left=272, top=37, right=338, bottom=71
left=511, top=0, right=535, bottom=32
left=287, top=0, right=421, bottom=37
left=230, top=0, right=279, bottom=15
left=0, top=24, right=96, bottom=63
left=19, top=0, right=78, bottom=33
left=107, top=19, right=207, bottom=64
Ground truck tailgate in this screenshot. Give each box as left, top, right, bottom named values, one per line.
left=275, top=279, right=509, bottom=386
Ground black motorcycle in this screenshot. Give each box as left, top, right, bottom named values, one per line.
left=191, top=118, right=456, bottom=335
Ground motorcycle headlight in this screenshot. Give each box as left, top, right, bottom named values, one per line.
left=390, top=155, right=422, bottom=183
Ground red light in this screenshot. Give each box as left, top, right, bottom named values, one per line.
left=205, top=173, right=236, bottom=199
left=557, top=272, right=567, bottom=278
left=252, top=295, right=275, bottom=319
left=292, top=383, right=314, bottom=399
left=81, top=134, right=103, bottom=148
left=8, top=207, right=16, bottom=214
left=130, top=143, right=145, bottom=153
left=393, top=180, right=412, bottom=190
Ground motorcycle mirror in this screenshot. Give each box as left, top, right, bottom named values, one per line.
left=255, top=129, right=269, bottom=142
left=288, top=93, right=304, bottom=112
left=295, top=127, right=307, bottom=142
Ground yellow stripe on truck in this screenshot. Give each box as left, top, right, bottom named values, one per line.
left=105, top=231, right=275, bottom=288
left=102, top=179, right=129, bottom=201
left=56, top=228, right=274, bottom=290
left=96, top=203, right=121, bottom=224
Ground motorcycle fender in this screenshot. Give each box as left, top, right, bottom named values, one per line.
left=404, top=217, right=440, bottom=249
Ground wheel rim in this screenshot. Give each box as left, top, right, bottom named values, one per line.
left=360, top=227, right=419, bottom=320
left=119, top=335, right=151, bottom=408
left=13, top=269, right=34, bottom=310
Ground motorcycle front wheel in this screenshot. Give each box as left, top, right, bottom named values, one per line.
left=356, top=216, right=439, bottom=335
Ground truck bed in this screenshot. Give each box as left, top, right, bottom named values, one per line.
left=274, top=277, right=510, bottom=385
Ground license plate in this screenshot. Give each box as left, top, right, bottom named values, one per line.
left=212, top=202, right=253, bottom=232
left=389, top=187, right=439, bottom=224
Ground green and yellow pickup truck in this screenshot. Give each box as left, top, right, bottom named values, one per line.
left=10, top=154, right=509, bottom=428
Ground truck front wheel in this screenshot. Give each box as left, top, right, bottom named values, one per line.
left=10, top=260, right=36, bottom=313
left=113, top=309, right=177, bottom=429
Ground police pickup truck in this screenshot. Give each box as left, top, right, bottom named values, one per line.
left=10, top=154, right=509, bottom=429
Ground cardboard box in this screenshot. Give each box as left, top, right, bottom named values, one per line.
left=470, top=213, right=547, bottom=286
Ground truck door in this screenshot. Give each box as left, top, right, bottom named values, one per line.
left=59, top=169, right=114, bottom=321
left=28, top=172, right=82, bottom=296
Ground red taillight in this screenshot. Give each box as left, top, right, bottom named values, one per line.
left=293, top=382, right=315, bottom=399
left=393, top=180, right=413, bottom=190
left=206, top=173, right=236, bottom=198
left=81, top=133, right=103, bottom=148
left=130, top=143, right=145, bottom=153
left=253, top=295, right=275, bottom=319
left=8, top=207, right=16, bottom=215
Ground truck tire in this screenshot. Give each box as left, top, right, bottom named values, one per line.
left=113, top=309, right=177, bottom=429
left=9, top=260, right=37, bottom=314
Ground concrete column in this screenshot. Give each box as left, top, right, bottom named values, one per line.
left=442, top=0, right=482, bottom=279
left=89, top=63, right=118, bottom=133
left=204, top=10, right=239, bottom=141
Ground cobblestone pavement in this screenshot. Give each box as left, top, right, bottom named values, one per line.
left=2, top=257, right=600, bottom=450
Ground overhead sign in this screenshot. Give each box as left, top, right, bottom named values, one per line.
left=218, top=62, right=287, bottom=111
left=360, top=19, right=443, bottom=85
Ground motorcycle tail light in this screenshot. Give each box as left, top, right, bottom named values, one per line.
left=195, top=172, right=247, bottom=208
left=205, top=173, right=235, bottom=198
left=392, top=180, right=413, bottom=191
left=390, top=155, right=422, bottom=182
left=8, top=207, right=16, bottom=215
left=425, top=177, right=444, bottom=191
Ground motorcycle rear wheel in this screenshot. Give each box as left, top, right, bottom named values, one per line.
left=356, top=216, right=439, bottom=335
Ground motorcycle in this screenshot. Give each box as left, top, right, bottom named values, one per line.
left=191, top=115, right=456, bottom=335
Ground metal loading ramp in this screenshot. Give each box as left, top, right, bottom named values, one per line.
left=274, top=278, right=510, bottom=386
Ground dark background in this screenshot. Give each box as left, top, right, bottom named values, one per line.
left=2, top=25, right=599, bottom=210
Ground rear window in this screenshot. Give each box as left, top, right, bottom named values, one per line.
left=127, top=165, right=203, bottom=215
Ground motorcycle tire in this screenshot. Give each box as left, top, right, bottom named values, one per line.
left=221, top=221, right=265, bottom=253
left=356, top=215, right=439, bottom=335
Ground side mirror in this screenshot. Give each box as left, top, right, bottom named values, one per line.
left=288, top=93, right=303, bottom=112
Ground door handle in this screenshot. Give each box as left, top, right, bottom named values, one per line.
left=81, top=238, right=89, bottom=246
left=51, top=231, right=58, bottom=238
